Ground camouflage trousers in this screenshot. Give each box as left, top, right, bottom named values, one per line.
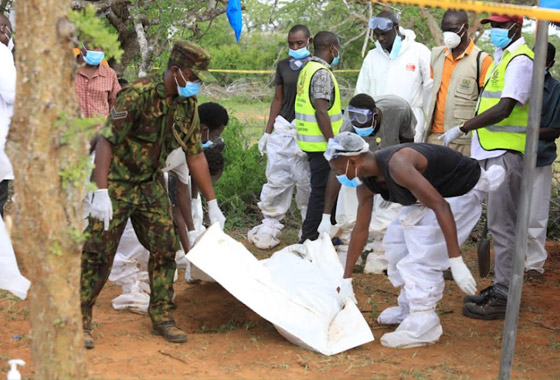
left=81, top=178, right=180, bottom=328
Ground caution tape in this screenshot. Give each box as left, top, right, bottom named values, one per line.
left=208, top=69, right=360, bottom=74
left=374, top=0, right=560, bottom=22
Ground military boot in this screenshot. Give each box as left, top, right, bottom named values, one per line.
left=152, top=320, right=187, bottom=343
left=84, top=329, right=94, bottom=349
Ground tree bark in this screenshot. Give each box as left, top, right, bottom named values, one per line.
left=8, top=1, right=87, bottom=378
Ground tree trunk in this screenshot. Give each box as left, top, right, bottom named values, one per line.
left=8, top=1, right=87, bottom=378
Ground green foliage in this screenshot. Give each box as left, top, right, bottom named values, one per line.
left=213, top=117, right=266, bottom=229
left=68, top=5, right=123, bottom=62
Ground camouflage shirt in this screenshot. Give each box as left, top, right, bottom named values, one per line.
left=105, top=74, right=202, bottom=183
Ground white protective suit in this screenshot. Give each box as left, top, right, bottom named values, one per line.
left=248, top=116, right=310, bottom=249
left=0, top=44, right=28, bottom=300
left=355, top=28, right=432, bottom=142
left=335, top=187, right=402, bottom=274
left=378, top=166, right=504, bottom=348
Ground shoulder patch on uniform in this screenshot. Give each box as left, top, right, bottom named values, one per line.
left=111, top=107, right=128, bottom=120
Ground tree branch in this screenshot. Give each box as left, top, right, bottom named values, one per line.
left=419, top=7, right=442, bottom=46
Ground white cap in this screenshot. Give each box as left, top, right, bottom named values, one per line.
left=323, top=132, right=370, bottom=161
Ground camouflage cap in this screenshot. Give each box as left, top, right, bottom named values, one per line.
left=169, top=41, right=216, bottom=83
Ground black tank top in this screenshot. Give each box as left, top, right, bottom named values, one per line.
left=362, top=143, right=481, bottom=206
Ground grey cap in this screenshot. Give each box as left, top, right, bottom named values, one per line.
left=324, top=132, right=370, bottom=161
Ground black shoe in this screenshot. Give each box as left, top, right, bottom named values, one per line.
left=524, top=270, right=544, bottom=283
left=152, top=320, right=187, bottom=343
left=462, top=295, right=507, bottom=320
left=84, top=329, right=94, bottom=349
left=463, top=285, right=494, bottom=305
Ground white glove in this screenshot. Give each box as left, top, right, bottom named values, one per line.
left=90, top=189, right=113, bottom=231
left=207, top=199, right=226, bottom=229
left=258, top=133, right=270, bottom=156
left=187, top=230, right=199, bottom=248
left=317, top=213, right=335, bottom=237
left=191, top=197, right=203, bottom=229
left=338, top=278, right=357, bottom=304
left=437, top=126, right=465, bottom=147
left=449, top=256, right=477, bottom=295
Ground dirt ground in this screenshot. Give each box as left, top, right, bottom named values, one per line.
left=1, top=239, right=560, bottom=380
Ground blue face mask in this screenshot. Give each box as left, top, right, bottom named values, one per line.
left=83, top=49, right=105, bottom=66
left=336, top=161, right=362, bottom=188
left=202, top=141, right=213, bottom=148
left=353, top=125, right=374, bottom=137
left=389, top=35, right=402, bottom=60
left=289, top=46, right=310, bottom=60
left=175, top=70, right=201, bottom=98
left=490, top=26, right=513, bottom=49
left=331, top=47, right=340, bottom=66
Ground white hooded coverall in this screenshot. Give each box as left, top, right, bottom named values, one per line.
left=248, top=116, right=310, bottom=249
left=355, top=28, right=432, bottom=143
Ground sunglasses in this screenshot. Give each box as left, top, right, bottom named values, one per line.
left=369, top=17, right=394, bottom=31
left=346, top=105, right=374, bottom=125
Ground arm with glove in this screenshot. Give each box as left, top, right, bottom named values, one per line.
left=438, top=98, right=518, bottom=146
left=90, top=136, right=114, bottom=231
left=259, top=84, right=284, bottom=155
left=186, top=152, right=226, bottom=229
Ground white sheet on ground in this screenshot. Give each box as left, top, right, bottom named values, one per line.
left=0, top=216, right=30, bottom=299
left=187, top=224, right=374, bottom=355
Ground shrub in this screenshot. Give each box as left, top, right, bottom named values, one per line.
left=214, top=117, right=266, bottom=230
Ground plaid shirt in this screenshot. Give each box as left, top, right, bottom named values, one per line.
left=75, top=63, right=121, bottom=118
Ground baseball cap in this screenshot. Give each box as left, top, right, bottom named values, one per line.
left=481, top=14, right=524, bottom=26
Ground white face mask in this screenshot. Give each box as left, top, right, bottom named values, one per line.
left=7, top=38, right=13, bottom=52
left=442, top=24, right=466, bottom=50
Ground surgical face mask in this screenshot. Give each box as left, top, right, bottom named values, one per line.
left=490, top=25, right=514, bottom=49
left=175, top=70, right=201, bottom=98
left=7, top=38, right=13, bottom=51
left=336, top=161, right=362, bottom=188
left=389, top=34, right=402, bottom=60
left=353, top=125, right=374, bottom=137
left=331, top=47, right=340, bottom=66
left=83, top=48, right=105, bottom=66
left=289, top=45, right=310, bottom=60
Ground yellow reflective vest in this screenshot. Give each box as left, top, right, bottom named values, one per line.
left=476, top=43, right=534, bottom=154
left=295, top=60, right=343, bottom=152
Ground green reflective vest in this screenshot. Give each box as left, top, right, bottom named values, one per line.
left=295, top=60, right=343, bottom=152
left=476, top=43, right=534, bottom=154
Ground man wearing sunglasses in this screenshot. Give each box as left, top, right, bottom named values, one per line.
left=81, top=42, right=226, bottom=348
left=356, top=10, right=432, bottom=143
left=319, top=93, right=415, bottom=274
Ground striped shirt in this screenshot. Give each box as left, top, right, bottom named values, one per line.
left=75, top=63, right=121, bottom=118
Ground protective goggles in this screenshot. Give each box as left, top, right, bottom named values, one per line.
left=345, top=105, right=374, bottom=125
left=369, top=17, right=394, bottom=31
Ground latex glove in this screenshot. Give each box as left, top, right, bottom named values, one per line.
left=207, top=199, right=226, bottom=229
left=338, top=278, right=357, bottom=304
left=449, top=256, right=477, bottom=295
left=317, top=213, right=335, bottom=237
left=437, top=126, right=465, bottom=147
left=191, top=197, right=203, bottom=229
left=90, top=189, right=113, bottom=231
left=187, top=230, right=199, bottom=248
left=258, top=133, right=271, bottom=156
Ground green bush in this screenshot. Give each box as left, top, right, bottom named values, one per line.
left=214, top=117, right=266, bottom=230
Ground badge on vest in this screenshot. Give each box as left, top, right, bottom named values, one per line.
left=405, top=64, right=416, bottom=72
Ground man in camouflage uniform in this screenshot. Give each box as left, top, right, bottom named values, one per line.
left=81, top=41, right=225, bottom=348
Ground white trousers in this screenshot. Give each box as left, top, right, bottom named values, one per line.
left=249, top=116, right=310, bottom=249
left=526, top=165, right=552, bottom=273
